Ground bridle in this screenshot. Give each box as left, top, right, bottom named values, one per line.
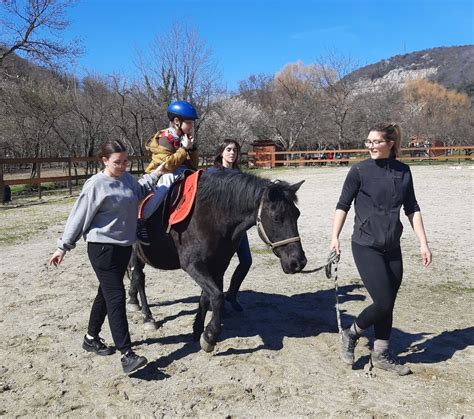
left=256, top=192, right=301, bottom=252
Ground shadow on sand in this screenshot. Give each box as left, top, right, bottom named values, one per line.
left=131, top=285, right=473, bottom=379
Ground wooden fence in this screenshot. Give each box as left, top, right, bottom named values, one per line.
left=0, top=156, right=144, bottom=202
left=1, top=146, right=472, bottom=203
left=0, top=155, right=217, bottom=202
left=248, top=146, right=474, bottom=167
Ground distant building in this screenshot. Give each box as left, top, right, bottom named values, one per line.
left=251, top=140, right=282, bottom=168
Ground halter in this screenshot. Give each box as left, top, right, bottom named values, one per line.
left=256, top=192, right=301, bottom=251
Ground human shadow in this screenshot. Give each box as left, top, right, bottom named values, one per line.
left=394, top=326, right=474, bottom=364
left=131, top=333, right=202, bottom=381
left=129, top=360, right=171, bottom=381
left=340, top=326, right=474, bottom=369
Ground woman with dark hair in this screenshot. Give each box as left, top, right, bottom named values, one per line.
left=208, top=139, right=252, bottom=311
left=212, top=139, right=241, bottom=170
left=330, top=123, right=432, bottom=375
left=49, top=140, right=165, bottom=374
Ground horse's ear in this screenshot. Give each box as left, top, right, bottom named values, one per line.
left=289, top=180, right=305, bottom=193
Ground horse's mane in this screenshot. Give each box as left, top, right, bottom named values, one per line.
left=198, top=170, right=298, bottom=214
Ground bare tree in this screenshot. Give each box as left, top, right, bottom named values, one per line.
left=136, top=22, right=222, bottom=139
left=348, top=80, right=404, bottom=145
left=402, top=79, right=473, bottom=145
left=69, top=75, right=119, bottom=174
left=109, top=75, right=167, bottom=170
left=270, top=61, right=322, bottom=151
left=199, top=96, right=265, bottom=154
left=0, top=75, right=73, bottom=174
left=238, top=63, right=323, bottom=151
left=238, top=73, right=274, bottom=108
left=314, top=53, right=359, bottom=146
left=0, top=0, right=81, bottom=69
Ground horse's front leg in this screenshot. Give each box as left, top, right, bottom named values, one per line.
left=128, top=247, right=158, bottom=330
left=187, top=262, right=224, bottom=352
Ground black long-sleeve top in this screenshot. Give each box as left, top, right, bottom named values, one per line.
left=336, top=158, right=420, bottom=251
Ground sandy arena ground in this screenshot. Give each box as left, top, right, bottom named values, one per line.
left=0, top=164, right=473, bottom=417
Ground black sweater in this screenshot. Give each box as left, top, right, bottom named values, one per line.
left=336, top=158, right=420, bottom=251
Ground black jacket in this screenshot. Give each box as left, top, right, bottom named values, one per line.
left=336, top=158, right=420, bottom=251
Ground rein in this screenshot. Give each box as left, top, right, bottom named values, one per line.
left=256, top=194, right=301, bottom=250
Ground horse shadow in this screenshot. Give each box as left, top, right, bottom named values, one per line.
left=217, top=284, right=364, bottom=354
left=149, top=295, right=199, bottom=308
left=134, top=284, right=364, bottom=373
left=132, top=286, right=473, bottom=379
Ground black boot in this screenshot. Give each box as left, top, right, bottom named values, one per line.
left=82, top=335, right=115, bottom=356
left=121, top=350, right=148, bottom=374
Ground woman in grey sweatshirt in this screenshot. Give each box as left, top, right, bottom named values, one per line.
left=49, top=140, right=165, bottom=375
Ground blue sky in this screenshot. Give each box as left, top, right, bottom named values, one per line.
left=66, top=0, right=473, bottom=90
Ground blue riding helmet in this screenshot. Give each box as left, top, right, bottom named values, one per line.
left=167, top=101, right=199, bottom=121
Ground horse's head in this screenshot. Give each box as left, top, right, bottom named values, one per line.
left=257, top=180, right=307, bottom=274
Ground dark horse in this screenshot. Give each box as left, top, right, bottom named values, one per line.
left=128, top=169, right=307, bottom=352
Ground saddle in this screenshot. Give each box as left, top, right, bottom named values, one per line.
left=138, top=169, right=202, bottom=233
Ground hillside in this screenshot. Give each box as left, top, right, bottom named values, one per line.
left=0, top=45, right=63, bottom=82
left=347, top=45, right=474, bottom=97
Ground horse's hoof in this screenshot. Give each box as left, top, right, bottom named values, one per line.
left=143, top=321, right=158, bottom=331
left=200, top=334, right=215, bottom=353
left=127, top=303, right=141, bottom=312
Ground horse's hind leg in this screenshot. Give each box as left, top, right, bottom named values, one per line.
left=193, top=291, right=210, bottom=342
left=128, top=246, right=158, bottom=330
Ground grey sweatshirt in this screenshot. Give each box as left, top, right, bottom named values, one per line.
left=57, top=171, right=158, bottom=252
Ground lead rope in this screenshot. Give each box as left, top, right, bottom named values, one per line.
left=324, top=249, right=342, bottom=339
left=325, top=250, right=375, bottom=378
left=307, top=250, right=376, bottom=378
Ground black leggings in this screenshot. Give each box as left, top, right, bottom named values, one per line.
left=352, top=241, right=403, bottom=341
left=87, top=242, right=132, bottom=354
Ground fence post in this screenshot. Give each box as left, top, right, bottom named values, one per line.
left=68, top=158, right=72, bottom=195
left=37, top=162, right=42, bottom=200
left=0, top=163, right=4, bottom=204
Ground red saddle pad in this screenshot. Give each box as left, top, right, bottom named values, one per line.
left=138, top=170, right=202, bottom=229
left=168, top=170, right=202, bottom=228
